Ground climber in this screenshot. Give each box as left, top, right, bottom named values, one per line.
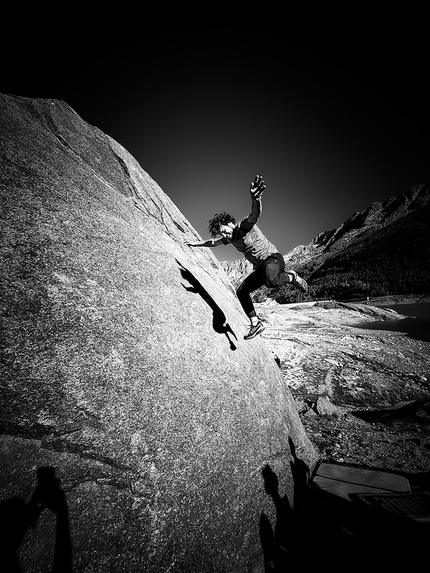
left=187, top=175, right=308, bottom=340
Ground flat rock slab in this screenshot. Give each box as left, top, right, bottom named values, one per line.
left=311, top=461, right=410, bottom=501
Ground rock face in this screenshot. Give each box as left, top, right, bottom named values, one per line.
left=0, top=93, right=317, bottom=572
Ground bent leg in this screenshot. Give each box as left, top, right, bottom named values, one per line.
left=264, top=255, right=308, bottom=292
left=264, top=254, right=292, bottom=287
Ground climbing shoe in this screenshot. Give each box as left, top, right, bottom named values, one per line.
left=288, top=270, right=308, bottom=293
left=244, top=321, right=265, bottom=340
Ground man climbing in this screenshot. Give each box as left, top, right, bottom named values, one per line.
left=187, top=175, right=308, bottom=340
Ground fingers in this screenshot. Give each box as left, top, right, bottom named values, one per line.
left=252, top=188, right=265, bottom=199
left=250, top=174, right=266, bottom=198
left=253, top=174, right=266, bottom=191
left=251, top=174, right=263, bottom=188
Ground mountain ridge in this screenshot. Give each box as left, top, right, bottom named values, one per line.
left=289, top=183, right=429, bottom=263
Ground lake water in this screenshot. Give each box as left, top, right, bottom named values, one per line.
left=352, top=303, right=430, bottom=342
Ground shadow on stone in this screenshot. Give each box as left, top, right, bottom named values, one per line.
left=351, top=398, right=429, bottom=423
left=259, top=436, right=310, bottom=571
left=0, top=467, right=72, bottom=573
left=178, top=261, right=238, bottom=350
left=259, top=438, right=430, bottom=572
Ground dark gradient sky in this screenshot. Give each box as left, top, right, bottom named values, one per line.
left=2, top=15, right=429, bottom=262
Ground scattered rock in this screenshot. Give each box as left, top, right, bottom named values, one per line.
left=315, top=396, right=340, bottom=416
left=304, top=408, right=317, bottom=418
left=256, top=299, right=430, bottom=474
left=294, top=398, right=309, bottom=414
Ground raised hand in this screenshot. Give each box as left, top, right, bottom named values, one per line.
left=250, top=174, right=266, bottom=199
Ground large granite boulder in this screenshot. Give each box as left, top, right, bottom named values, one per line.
left=0, top=93, right=318, bottom=572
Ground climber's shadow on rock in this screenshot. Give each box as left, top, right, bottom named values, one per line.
left=0, top=466, right=72, bottom=572
left=259, top=437, right=310, bottom=571
left=177, top=261, right=238, bottom=350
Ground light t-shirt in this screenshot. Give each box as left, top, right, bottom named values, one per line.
left=222, top=217, right=278, bottom=267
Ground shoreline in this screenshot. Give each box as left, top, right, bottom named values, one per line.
left=280, top=294, right=430, bottom=310
left=357, top=293, right=430, bottom=306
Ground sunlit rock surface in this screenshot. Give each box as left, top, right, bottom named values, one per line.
left=0, top=93, right=317, bottom=572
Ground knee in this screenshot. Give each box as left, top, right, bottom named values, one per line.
left=265, top=275, right=278, bottom=288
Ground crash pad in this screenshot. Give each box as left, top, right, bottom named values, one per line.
left=311, top=461, right=410, bottom=501
left=350, top=490, right=430, bottom=522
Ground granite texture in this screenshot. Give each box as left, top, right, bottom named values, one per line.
left=0, top=93, right=317, bottom=572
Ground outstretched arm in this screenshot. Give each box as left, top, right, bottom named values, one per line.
left=187, top=238, right=225, bottom=248
left=247, top=174, right=266, bottom=226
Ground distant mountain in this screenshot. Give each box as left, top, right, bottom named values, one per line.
left=220, top=257, right=253, bottom=289
left=222, top=183, right=430, bottom=301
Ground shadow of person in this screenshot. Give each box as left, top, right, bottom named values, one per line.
left=288, top=436, right=310, bottom=510
left=0, top=497, right=32, bottom=573
left=0, top=467, right=72, bottom=573
left=259, top=438, right=311, bottom=571
left=177, top=261, right=238, bottom=350
left=260, top=464, right=293, bottom=571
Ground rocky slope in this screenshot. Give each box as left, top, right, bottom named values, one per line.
left=0, top=93, right=317, bottom=573
left=256, top=299, right=430, bottom=479
left=301, top=184, right=430, bottom=299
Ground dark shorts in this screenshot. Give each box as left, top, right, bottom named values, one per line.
left=257, top=252, right=286, bottom=287
left=236, top=253, right=289, bottom=315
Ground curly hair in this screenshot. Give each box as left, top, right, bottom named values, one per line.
left=207, top=212, right=236, bottom=238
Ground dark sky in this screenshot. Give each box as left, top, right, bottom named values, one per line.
left=2, top=12, right=429, bottom=262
